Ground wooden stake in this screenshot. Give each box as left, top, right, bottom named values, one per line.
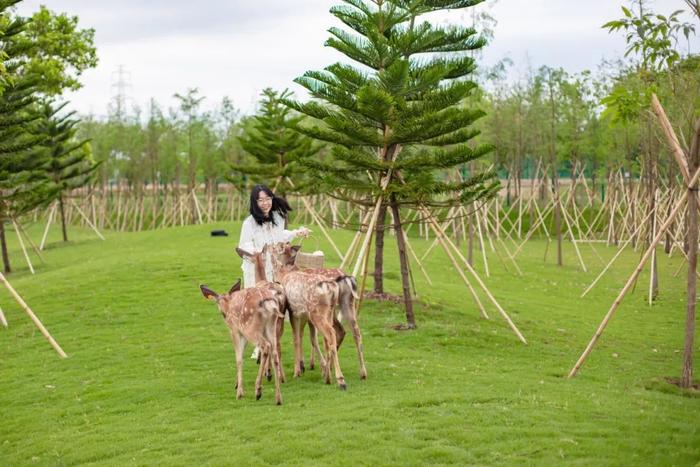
left=422, top=206, right=528, bottom=344
left=471, top=204, right=490, bottom=277
left=14, top=219, right=45, bottom=264
left=0, top=272, right=67, bottom=357
left=425, top=210, right=489, bottom=319
left=39, top=203, right=56, bottom=251
left=70, top=200, right=106, bottom=240
left=580, top=207, right=654, bottom=298
left=285, top=177, right=344, bottom=262
left=401, top=227, right=433, bottom=286
left=352, top=197, right=383, bottom=278
left=0, top=304, right=7, bottom=328
left=560, top=200, right=587, bottom=272
left=13, top=220, right=34, bottom=274
left=568, top=164, right=700, bottom=378
left=340, top=210, right=372, bottom=271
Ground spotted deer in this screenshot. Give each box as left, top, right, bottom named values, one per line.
left=199, top=279, right=286, bottom=404
left=277, top=247, right=367, bottom=380
left=235, top=246, right=343, bottom=375
left=238, top=243, right=348, bottom=389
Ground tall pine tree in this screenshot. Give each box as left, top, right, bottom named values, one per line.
left=285, top=0, right=498, bottom=328
left=235, top=88, right=320, bottom=197
left=0, top=1, right=49, bottom=273
left=39, top=100, right=96, bottom=242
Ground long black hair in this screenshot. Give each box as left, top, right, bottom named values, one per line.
left=249, top=184, right=292, bottom=226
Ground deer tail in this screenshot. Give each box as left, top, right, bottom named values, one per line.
left=260, top=299, right=284, bottom=319
left=336, top=275, right=359, bottom=300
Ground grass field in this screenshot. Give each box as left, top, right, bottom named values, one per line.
left=1, top=220, right=699, bottom=465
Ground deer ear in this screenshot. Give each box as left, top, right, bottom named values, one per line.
left=228, top=279, right=241, bottom=294
left=200, top=285, right=218, bottom=300
left=236, top=247, right=254, bottom=261
left=291, top=245, right=302, bottom=254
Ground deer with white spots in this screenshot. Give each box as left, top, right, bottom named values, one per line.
left=199, top=279, right=286, bottom=405
left=273, top=246, right=367, bottom=380
left=238, top=243, right=350, bottom=390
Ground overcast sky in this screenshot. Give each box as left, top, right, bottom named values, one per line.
left=15, top=0, right=700, bottom=118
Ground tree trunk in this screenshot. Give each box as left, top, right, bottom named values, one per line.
left=59, top=194, right=68, bottom=242
left=0, top=220, right=10, bottom=273
left=554, top=180, right=563, bottom=266
left=682, top=121, right=700, bottom=388
left=505, top=175, right=511, bottom=206
left=373, top=204, right=387, bottom=294
left=390, top=198, right=415, bottom=329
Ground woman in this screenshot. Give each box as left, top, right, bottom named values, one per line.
left=238, top=184, right=310, bottom=289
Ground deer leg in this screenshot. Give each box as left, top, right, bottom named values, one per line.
left=345, top=306, right=367, bottom=380
left=318, top=313, right=346, bottom=390
left=230, top=330, right=246, bottom=399
left=267, top=325, right=283, bottom=405
left=333, top=316, right=346, bottom=350
left=275, top=314, right=286, bottom=383
left=308, top=322, right=327, bottom=371
left=308, top=322, right=317, bottom=370
left=321, top=330, right=332, bottom=385
left=255, top=341, right=271, bottom=401
left=310, top=315, right=330, bottom=383
left=289, top=314, right=304, bottom=377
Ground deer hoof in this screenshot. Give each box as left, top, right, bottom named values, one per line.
left=266, top=370, right=272, bottom=382
left=256, top=391, right=262, bottom=401
left=300, top=361, right=306, bottom=373
left=338, top=383, right=347, bottom=391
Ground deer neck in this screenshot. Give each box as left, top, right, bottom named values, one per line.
left=272, top=263, right=297, bottom=282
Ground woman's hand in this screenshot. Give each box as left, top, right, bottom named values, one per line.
left=296, top=227, right=311, bottom=238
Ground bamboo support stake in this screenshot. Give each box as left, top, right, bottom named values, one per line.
left=39, top=203, right=57, bottom=250
left=192, top=190, right=204, bottom=225
left=419, top=206, right=458, bottom=261
left=480, top=204, right=496, bottom=252
left=340, top=210, right=371, bottom=271
left=352, top=197, right=383, bottom=278
left=401, top=228, right=433, bottom=286
left=0, top=272, right=67, bottom=357
left=15, top=220, right=45, bottom=264
left=354, top=222, right=375, bottom=318
left=70, top=200, right=106, bottom=240
left=481, top=212, right=524, bottom=275
left=425, top=211, right=488, bottom=319
left=0, top=304, right=7, bottom=327
left=648, top=190, right=658, bottom=306
left=422, top=207, right=527, bottom=344
left=560, top=200, right=587, bottom=272
left=13, top=220, right=34, bottom=274
left=651, top=94, right=690, bottom=180
left=471, top=204, right=490, bottom=277
left=568, top=164, right=700, bottom=378
left=285, top=177, right=344, bottom=262
left=580, top=207, right=654, bottom=298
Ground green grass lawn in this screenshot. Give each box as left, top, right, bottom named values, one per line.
left=1, top=220, right=698, bottom=465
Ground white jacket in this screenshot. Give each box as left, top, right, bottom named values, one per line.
left=238, top=212, right=300, bottom=288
